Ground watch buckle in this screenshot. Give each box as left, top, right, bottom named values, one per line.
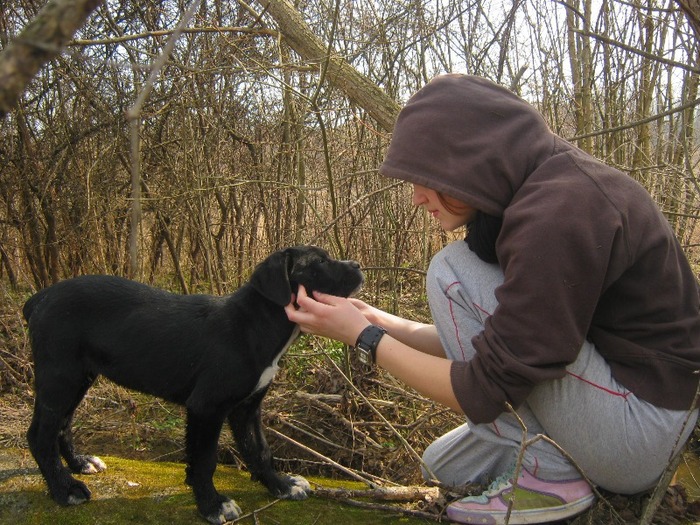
left=356, top=345, right=372, bottom=366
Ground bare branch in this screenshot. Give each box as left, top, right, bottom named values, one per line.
left=676, top=0, right=700, bottom=40
left=69, top=26, right=278, bottom=46
left=571, top=27, right=700, bottom=74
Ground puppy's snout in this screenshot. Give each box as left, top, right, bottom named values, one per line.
left=348, top=260, right=360, bottom=269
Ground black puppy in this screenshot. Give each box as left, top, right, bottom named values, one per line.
left=23, top=245, right=364, bottom=524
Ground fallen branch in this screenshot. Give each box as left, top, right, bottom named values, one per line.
left=313, top=484, right=441, bottom=503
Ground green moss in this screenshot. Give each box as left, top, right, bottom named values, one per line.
left=0, top=451, right=432, bottom=524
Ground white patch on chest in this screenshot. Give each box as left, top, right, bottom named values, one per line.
left=253, top=326, right=301, bottom=394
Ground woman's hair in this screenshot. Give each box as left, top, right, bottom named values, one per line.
left=466, top=211, right=502, bottom=264
left=437, top=192, right=502, bottom=264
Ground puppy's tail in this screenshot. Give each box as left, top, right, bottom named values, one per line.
left=22, top=289, right=47, bottom=322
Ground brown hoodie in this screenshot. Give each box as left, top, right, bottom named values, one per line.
left=379, top=74, right=700, bottom=424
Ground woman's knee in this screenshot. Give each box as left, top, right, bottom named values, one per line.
left=427, top=241, right=479, bottom=283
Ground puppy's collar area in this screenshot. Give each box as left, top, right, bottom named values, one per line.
left=251, top=326, right=301, bottom=395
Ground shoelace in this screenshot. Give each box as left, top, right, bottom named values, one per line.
left=482, top=463, right=519, bottom=496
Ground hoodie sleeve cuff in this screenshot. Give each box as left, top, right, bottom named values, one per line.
left=450, top=360, right=503, bottom=424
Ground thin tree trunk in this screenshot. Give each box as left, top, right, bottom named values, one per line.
left=631, top=2, right=658, bottom=188
left=565, top=0, right=594, bottom=152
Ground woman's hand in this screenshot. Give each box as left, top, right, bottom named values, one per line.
left=347, top=298, right=386, bottom=327
left=284, top=285, right=371, bottom=346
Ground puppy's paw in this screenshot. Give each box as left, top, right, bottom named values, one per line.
left=284, top=475, right=311, bottom=500
left=74, top=455, right=107, bottom=474
left=62, top=480, right=92, bottom=506
left=203, top=497, right=241, bottom=524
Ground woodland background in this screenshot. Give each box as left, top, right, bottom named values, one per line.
left=1, top=0, right=700, bottom=294
left=0, top=0, right=700, bottom=522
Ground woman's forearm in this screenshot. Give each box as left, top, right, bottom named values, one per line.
left=375, top=334, right=462, bottom=413
left=393, top=322, right=445, bottom=357
left=361, top=307, right=446, bottom=357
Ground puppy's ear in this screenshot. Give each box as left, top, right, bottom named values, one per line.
left=249, top=249, right=293, bottom=306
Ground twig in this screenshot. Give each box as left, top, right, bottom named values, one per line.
left=288, top=393, right=385, bottom=449
left=266, top=427, right=378, bottom=488
left=69, top=26, right=278, bottom=46
left=126, top=0, right=203, bottom=278
left=639, top=374, right=700, bottom=525
left=503, top=402, right=623, bottom=524
left=316, top=496, right=444, bottom=522
left=277, top=417, right=350, bottom=451
left=229, top=498, right=281, bottom=524
left=293, top=391, right=396, bottom=408
left=309, top=181, right=403, bottom=244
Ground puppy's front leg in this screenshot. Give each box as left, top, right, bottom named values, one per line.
left=227, top=392, right=310, bottom=500
left=185, top=411, right=242, bottom=524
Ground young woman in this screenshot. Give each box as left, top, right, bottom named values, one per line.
left=284, top=74, right=700, bottom=524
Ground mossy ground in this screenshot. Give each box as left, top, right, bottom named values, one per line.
left=0, top=448, right=433, bottom=525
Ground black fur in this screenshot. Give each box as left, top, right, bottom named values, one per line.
left=23, top=245, right=364, bottom=524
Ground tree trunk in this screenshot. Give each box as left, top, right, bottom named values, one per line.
left=258, top=0, right=401, bottom=132
left=0, top=0, right=102, bottom=118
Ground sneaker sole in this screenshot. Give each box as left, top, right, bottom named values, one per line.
left=446, top=493, right=595, bottom=524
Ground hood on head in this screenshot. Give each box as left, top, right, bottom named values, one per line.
left=379, top=74, right=556, bottom=216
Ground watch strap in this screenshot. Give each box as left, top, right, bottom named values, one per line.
left=354, top=325, right=387, bottom=365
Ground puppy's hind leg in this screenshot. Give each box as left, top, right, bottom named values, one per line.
left=228, top=391, right=310, bottom=500
left=28, top=393, right=93, bottom=506
left=57, top=378, right=107, bottom=475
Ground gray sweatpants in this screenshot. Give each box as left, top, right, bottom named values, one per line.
left=422, top=240, right=698, bottom=494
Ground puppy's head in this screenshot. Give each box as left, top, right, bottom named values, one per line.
left=250, top=245, right=364, bottom=306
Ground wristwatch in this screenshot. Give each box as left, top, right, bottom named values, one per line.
left=354, top=325, right=387, bottom=366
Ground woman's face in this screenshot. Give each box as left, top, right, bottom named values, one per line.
left=412, top=184, right=477, bottom=231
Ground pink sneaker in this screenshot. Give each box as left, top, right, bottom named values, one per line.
left=446, top=465, right=595, bottom=524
